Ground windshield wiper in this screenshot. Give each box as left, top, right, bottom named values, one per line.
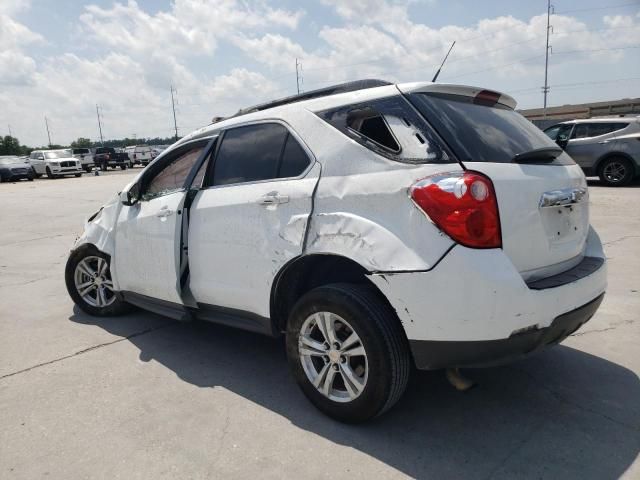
left=512, top=147, right=563, bottom=164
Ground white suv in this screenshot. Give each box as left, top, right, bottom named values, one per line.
left=30, top=149, right=83, bottom=178
left=65, top=80, right=607, bottom=422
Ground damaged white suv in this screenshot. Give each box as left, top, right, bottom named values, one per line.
left=66, top=80, right=607, bottom=422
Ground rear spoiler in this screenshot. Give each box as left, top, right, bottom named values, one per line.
left=397, top=82, right=517, bottom=110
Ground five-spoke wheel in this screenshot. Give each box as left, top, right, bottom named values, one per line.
left=287, top=283, right=410, bottom=423
left=65, top=245, right=130, bottom=316
left=298, top=312, right=368, bottom=402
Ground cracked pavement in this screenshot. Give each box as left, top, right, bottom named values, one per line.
left=0, top=173, right=639, bottom=479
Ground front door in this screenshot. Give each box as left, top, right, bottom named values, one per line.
left=188, top=122, right=320, bottom=318
left=113, top=139, right=212, bottom=304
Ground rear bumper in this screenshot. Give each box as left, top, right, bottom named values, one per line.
left=368, top=226, right=607, bottom=368
left=409, top=293, right=604, bottom=369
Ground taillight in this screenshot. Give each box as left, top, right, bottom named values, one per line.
left=410, top=171, right=501, bottom=248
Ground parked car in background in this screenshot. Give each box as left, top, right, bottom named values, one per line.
left=0, top=155, right=35, bottom=182
left=544, top=117, right=640, bottom=186
left=92, top=147, right=128, bottom=171
left=150, top=145, right=169, bottom=160
left=65, top=79, right=606, bottom=422
left=72, top=148, right=95, bottom=172
left=29, top=149, right=83, bottom=178
left=124, top=145, right=153, bottom=167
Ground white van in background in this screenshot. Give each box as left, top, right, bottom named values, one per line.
left=124, top=145, right=153, bottom=167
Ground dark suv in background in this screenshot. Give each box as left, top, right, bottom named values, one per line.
left=544, top=117, right=640, bottom=186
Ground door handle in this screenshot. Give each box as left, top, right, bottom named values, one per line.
left=258, top=193, right=289, bottom=205
left=156, top=209, right=174, bottom=218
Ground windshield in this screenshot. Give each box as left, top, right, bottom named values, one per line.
left=45, top=150, right=72, bottom=159
left=0, top=157, right=22, bottom=165
left=96, top=148, right=114, bottom=154
left=409, top=93, right=574, bottom=165
left=73, top=148, right=90, bottom=154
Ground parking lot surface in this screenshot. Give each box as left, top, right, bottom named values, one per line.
left=1, top=173, right=639, bottom=479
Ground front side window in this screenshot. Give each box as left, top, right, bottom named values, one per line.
left=211, top=123, right=289, bottom=186
left=318, top=96, right=453, bottom=164
left=572, top=124, right=590, bottom=139
left=142, top=144, right=205, bottom=200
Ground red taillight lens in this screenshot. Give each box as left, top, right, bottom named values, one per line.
left=410, top=171, right=501, bottom=248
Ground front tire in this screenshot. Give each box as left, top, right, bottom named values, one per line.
left=65, top=245, right=130, bottom=316
left=599, top=156, right=634, bottom=186
left=46, top=167, right=56, bottom=179
left=286, top=283, right=410, bottom=423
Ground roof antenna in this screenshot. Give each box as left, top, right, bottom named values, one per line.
left=432, top=41, right=456, bottom=83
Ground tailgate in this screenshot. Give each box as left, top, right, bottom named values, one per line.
left=406, top=87, right=591, bottom=281
left=464, top=162, right=588, bottom=279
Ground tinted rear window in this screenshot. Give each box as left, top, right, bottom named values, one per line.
left=212, top=123, right=287, bottom=186
left=73, top=148, right=90, bottom=154
left=409, top=93, right=574, bottom=165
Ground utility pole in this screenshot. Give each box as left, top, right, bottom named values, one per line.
left=8, top=124, right=12, bottom=137
left=170, top=85, right=179, bottom=141
left=44, top=116, right=52, bottom=147
left=432, top=41, right=456, bottom=83
left=96, top=104, right=104, bottom=146
left=542, top=0, right=553, bottom=118
left=295, top=58, right=302, bottom=95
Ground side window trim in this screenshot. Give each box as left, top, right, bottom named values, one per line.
left=201, top=120, right=315, bottom=189
left=183, top=135, right=218, bottom=190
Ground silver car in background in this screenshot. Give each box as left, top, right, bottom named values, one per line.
left=544, top=117, right=640, bottom=186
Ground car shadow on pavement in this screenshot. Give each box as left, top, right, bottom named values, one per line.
left=70, top=309, right=640, bottom=479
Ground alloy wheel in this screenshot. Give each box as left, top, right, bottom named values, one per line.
left=298, top=312, right=368, bottom=402
left=602, top=161, right=627, bottom=184
left=73, top=256, right=116, bottom=308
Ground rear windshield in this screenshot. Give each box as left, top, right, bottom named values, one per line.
left=409, top=93, right=574, bottom=165
left=96, top=148, right=115, bottom=154
left=73, top=148, right=90, bottom=154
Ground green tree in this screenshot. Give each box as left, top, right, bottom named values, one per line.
left=71, top=137, right=92, bottom=148
left=0, top=135, right=22, bottom=155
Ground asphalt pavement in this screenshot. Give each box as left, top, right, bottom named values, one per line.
left=0, top=171, right=638, bottom=479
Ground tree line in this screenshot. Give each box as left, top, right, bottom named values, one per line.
left=0, top=135, right=180, bottom=156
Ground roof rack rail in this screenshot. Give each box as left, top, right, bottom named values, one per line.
left=232, top=78, right=392, bottom=117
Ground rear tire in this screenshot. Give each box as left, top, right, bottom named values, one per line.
left=286, top=283, right=410, bottom=423
left=599, top=156, right=634, bottom=186
left=75, top=173, right=82, bottom=177
left=84, top=166, right=92, bottom=173
left=65, top=245, right=130, bottom=317
left=120, top=164, right=127, bottom=170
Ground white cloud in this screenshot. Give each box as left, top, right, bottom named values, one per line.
left=2, top=0, right=639, bottom=146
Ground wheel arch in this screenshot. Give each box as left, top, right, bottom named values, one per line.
left=270, top=253, right=403, bottom=336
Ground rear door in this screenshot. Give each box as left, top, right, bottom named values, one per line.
left=188, top=122, right=319, bottom=318
left=407, top=90, right=590, bottom=281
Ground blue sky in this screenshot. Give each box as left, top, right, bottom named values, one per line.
left=2, top=0, right=639, bottom=146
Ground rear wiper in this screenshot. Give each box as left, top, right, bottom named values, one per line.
left=512, top=147, right=563, bottom=164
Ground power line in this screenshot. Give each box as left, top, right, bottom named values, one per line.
left=552, top=45, right=640, bottom=55
left=509, top=76, right=640, bottom=94
left=555, top=2, right=640, bottom=14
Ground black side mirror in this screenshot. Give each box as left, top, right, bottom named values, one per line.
left=556, top=134, right=569, bottom=149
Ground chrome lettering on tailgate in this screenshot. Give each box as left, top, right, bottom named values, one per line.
left=539, top=187, right=588, bottom=208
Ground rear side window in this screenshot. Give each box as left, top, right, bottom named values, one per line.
left=410, top=93, right=574, bottom=165
left=279, top=133, right=311, bottom=178
left=317, top=96, right=454, bottom=164
left=73, top=148, right=90, bottom=154
left=210, top=123, right=310, bottom=186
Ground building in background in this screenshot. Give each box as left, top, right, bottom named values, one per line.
left=519, top=98, right=640, bottom=129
